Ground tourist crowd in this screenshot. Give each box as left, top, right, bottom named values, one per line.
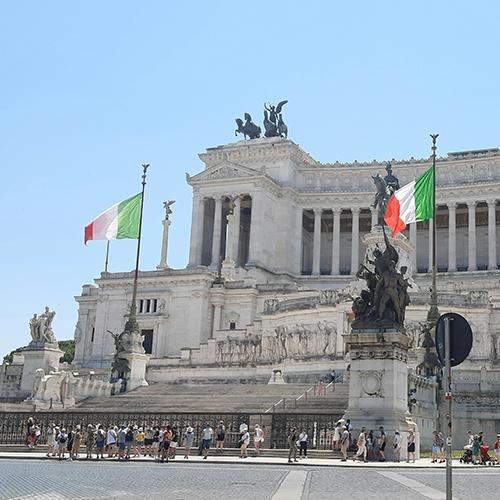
left=25, top=416, right=500, bottom=464
left=26, top=417, right=267, bottom=462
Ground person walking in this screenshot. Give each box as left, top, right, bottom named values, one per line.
left=136, top=427, right=145, bottom=456
left=298, top=429, right=308, bottom=459
left=340, top=426, right=350, bottom=461
left=431, top=430, right=441, bottom=464
left=393, top=431, right=402, bottom=462
left=124, top=426, right=134, bottom=460
left=160, top=426, right=172, bottom=463
left=239, top=428, right=250, bottom=459
left=254, top=424, right=264, bottom=456
left=353, top=427, right=367, bottom=462
left=407, top=430, right=416, bottom=463
left=201, top=423, right=213, bottom=460
left=184, top=426, right=194, bottom=459
left=287, top=427, right=299, bottom=463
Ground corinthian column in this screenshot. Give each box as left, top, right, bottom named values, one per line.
left=188, top=194, right=205, bottom=267
left=232, top=196, right=241, bottom=266
left=468, top=201, right=477, bottom=271
left=210, top=196, right=223, bottom=270
left=488, top=200, right=497, bottom=270
left=409, top=222, right=417, bottom=271
left=157, top=218, right=171, bottom=269
left=296, top=207, right=304, bottom=274
left=312, top=209, right=322, bottom=276
left=331, top=209, right=341, bottom=275
left=448, top=202, right=457, bottom=272
left=350, top=208, right=360, bottom=274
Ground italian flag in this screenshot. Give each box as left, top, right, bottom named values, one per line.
left=85, top=193, right=142, bottom=244
left=384, top=166, right=434, bottom=236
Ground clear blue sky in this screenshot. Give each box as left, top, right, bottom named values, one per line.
left=1, top=1, right=499, bottom=357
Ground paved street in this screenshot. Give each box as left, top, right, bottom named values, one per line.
left=0, top=458, right=499, bottom=500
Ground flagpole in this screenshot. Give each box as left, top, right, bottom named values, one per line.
left=104, top=240, right=110, bottom=273
left=124, top=163, right=149, bottom=334
left=429, top=134, right=439, bottom=324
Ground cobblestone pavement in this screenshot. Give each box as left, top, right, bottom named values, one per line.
left=0, top=459, right=499, bottom=499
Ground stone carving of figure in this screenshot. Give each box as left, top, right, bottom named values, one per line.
left=29, top=307, right=57, bottom=344
left=384, top=162, right=400, bottom=196
left=235, top=113, right=262, bottom=140
left=32, top=368, right=45, bottom=399
left=163, top=200, right=175, bottom=221
left=263, top=100, right=288, bottom=138
left=352, top=227, right=410, bottom=328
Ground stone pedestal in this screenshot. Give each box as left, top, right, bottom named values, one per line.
left=344, top=329, right=412, bottom=460
left=20, top=343, right=63, bottom=395
left=121, top=351, right=149, bottom=391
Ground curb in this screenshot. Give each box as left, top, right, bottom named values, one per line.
left=0, top=454, right=477, bottom=469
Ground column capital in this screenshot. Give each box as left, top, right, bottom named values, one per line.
left=332, top=207, right=342, bottom=215
left=467, top=200, right=476, bottom=208
left=313, top=208, right=323, bottom=216
left=447, top=201, right=457, bottom=210
left=351, top=207, right=361, bottom=215
left=487, top=199, right=497, bottom=207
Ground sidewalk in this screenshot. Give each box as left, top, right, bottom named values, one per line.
left=0, top=451, right=486, bottom=469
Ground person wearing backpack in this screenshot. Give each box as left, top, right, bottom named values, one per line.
left=124, top=426, right=134, bottom=460
left=57, top=428, right=68, bottom=460
left=95, top=425, right=106, bottom=460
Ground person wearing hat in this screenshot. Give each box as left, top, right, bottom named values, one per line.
left=57, top=428, right=68, bottom=460
left=184, top=425, right=194, bottom=459
left=340, top=426, right=350, bottom=461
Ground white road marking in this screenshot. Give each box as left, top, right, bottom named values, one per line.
left=378, top=470, right=458, bottom=500
left=272, top=469, right=308, bottom=500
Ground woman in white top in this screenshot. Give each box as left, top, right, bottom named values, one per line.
left=253, top=425, right=264, bottom=456
left=333, top=423, right=341, bottom=451
left=46, top=424, right=56, bottom=457
left=106, top=426, right=117, bottom=457
left=239, top=430, right=250, bottom=458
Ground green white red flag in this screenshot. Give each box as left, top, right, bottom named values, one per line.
left=384, top=166, right=434, bottom=236
left=84, top=193, right=142, bottom=244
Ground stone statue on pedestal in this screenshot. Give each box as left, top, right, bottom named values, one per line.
left=263, top=100, right=288, bottom=138
left=163, top=200, right=175, bottom=220
left=29, top=307, right=58, bottom=345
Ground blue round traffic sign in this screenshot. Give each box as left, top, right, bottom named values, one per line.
left=435, top=312, right=473, bottom=367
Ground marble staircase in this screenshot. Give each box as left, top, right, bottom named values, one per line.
left=71, top=382, right=349, bottom=414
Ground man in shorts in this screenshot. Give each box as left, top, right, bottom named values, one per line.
left=201, top=423, right=213, bottom=460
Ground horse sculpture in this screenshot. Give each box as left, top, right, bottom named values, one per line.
left=235, top=113, right=261, bottom=139
left=371, top=174, right=390, bottom=219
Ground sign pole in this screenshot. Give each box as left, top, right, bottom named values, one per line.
left=444, top=316, right=452, bottom=500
